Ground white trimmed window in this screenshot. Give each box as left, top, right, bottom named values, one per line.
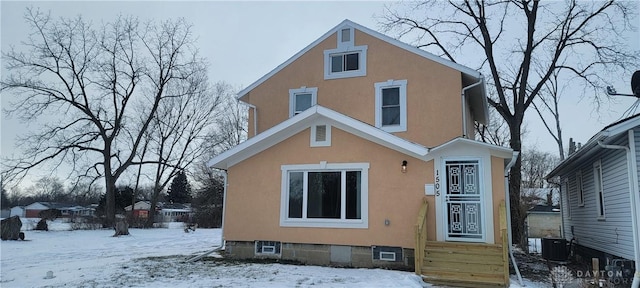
left=324, top=25, right=366, bottom=80
left=280, top=162, right=369, bottom=228
left=311, top=124, right=331, bottom=147
left=375, top=80, right=408, bottom=132
left=289, top=87, right=317, bottom=117
left=593, top=161, right=605, bottom=219
left=576, top=171, right=584, bottom=207
left=563, top=180, right=571, bottom=219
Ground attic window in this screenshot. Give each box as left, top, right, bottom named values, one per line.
left=311, top=124, right=331, bottom=147
left=325, top=26, right=366, bottom=80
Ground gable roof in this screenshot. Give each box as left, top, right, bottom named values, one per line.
left=207, top=105, right=430, bottom=170
left=547, top=113, right=640, bottom=178
left=208, top=105, right=512, bottom=170
left=236, top=19, right=489, bottom=124
left=426, top=137, right=514, bottom=160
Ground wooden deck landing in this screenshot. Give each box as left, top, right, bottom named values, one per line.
left=414, top=199, right=510, bottom=287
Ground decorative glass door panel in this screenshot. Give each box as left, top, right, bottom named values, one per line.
left=445, top=160, right=483, bottom=241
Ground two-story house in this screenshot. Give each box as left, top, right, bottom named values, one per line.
left=208, top=19, right=517, bottom=287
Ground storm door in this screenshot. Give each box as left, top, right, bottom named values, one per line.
left=444, top=160, right=484, bottom=242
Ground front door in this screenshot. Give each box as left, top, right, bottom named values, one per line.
left=444, top=159, right=484, bottom=242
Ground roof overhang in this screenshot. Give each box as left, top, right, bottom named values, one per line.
left=237, top=19, right=485, bottom=101
left=207, top=106, right=430, bottom=170
left=546, top=114, right=640, bottom=179
left=426, top=137, right=514, bottom=161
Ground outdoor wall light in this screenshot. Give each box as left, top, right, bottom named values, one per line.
left=401, top=160, right=408, bottom=173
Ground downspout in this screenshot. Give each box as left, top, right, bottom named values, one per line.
left=461, top=76, right=483, bottom=138
left=245, top=103, right=258, bottom=137
left=220, top=170, right=229, bottom=249
left=598, top=131, right=640, bottom=288
left=505, top=151, right=524, bottom=286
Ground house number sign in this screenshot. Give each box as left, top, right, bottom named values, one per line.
left=435, top=170, right=441, bottom=196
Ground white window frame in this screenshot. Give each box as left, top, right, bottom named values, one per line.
left=323, top=46, right=368, bottom=80
left=375, top=79, right=408, bottom=133
left=576, top=171, right=584, bottom=207
left=593, top=160, right=606, bottom=219
left=338, top=27, right=354, bottom=48
left=564, top=179, right=571, bottom=220
left=379, top=251, right=396, bottom=261
left=289, top=87, right=317, bottom=118
left=280, top=162, right=369, bottom=229
left=310, top=124, right=331, bottom=147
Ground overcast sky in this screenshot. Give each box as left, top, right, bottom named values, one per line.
left=1, top=1, right=639, bottom=187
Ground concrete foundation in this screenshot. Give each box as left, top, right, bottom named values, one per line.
left=224, top=240, right=414, bottom=270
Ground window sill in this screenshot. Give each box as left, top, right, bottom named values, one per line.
left=379, top=125, right=407, bottom=133
left=280, top=219, right=368, bottom=229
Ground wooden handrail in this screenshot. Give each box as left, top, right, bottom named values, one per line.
left=414, top=198, right=428, bottom=275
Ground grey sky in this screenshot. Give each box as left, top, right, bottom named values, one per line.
left=1, top=1, right=639, bottom=187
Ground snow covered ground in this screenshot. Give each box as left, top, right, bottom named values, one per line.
left=1, top=223, right=547, bottom=287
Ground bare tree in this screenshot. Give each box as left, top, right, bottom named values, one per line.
left=382, top=0, right=638, bottom=248
left=532, top=69, right=566, bottom=160
left=521, top=148, right=559, bottom=189
left=208, top=84, right=247, bottom=155
left=475, top=108, right=510, bottom=147
left=139, top=80, right=225, bottom=228
left=1, top=8, right=205, bottom=226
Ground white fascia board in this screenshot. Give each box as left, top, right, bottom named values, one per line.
left=237, top=20, right=352, bottom=99
left=207, top=107, right=320, bottom=169
left=237, top=19, right=482, bottom=100
left=315, top=106, right=429, bottom=158
left=546, top=116, right=640, bottom=179
left=427, top=137, right=513, bottom=160
left=207, top=105, right=430, bottom=169
left=346, top=21, right=481, bottom=80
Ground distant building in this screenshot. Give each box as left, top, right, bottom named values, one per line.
left=526, top=204, right=561, bottom=238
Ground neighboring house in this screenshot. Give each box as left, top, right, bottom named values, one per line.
left=10, top=206, right=26, bottom=218
left=1, top=208, right=10, bottom=218
left=25, top=202, right=94, bottom=218
left=547, top=114, right=640, bottom=276
left=125, top=201, right=152, bottom=219
left=208, top=19, right=517, bottom=287
left=157, top=203, right=192, bottom=223
left=526, top=204, right=561, bottom=238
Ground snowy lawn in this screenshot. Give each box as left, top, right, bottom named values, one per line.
left=1, top=225, right=546, bottom=287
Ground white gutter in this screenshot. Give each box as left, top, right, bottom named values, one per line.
left=505, top=151, right=524, bottom=286
left=461, top=76, right=483, bottom=138
left=220, top=170, right=229, bottom=249
left=245, top=103, right=258, bottom=136
left=597, top=132, right=640, bottom=288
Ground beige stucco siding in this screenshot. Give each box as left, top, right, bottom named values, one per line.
left=225, top=126, right=433, bottom=248
left=243, top=29, right=464, bottom=148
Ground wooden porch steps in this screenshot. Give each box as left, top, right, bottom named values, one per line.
left=420, top=241, right=508, bottom=287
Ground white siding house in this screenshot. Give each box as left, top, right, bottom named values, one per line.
left=547, top=115, right=640, bottom=277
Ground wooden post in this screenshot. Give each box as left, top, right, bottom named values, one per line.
left=500, top=201, right=509, bottom=286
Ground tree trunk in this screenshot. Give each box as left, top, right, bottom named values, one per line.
left=144, top=187, right=161, bottom=228
left=104, top=173, right=116, bottom=228
left=508, top=113, right=527, bottom=251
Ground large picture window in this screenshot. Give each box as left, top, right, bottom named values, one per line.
left=280, top=163, right=369, bottom=228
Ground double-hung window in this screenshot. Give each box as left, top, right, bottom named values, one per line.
left=289, top=87, right=317, bottom=117
left=593, top=160, right=605, bottom=219
left=576, top=171, right=584, bottom=207
left=375, top=80, right=407, bottom=132
left=280, top=162, right=369, bottom=228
